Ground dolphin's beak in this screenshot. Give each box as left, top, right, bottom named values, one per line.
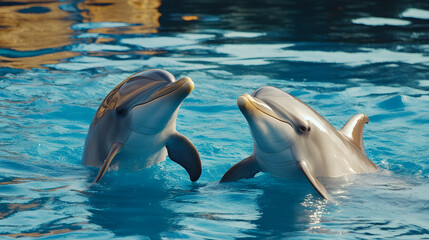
left=238, top=94, right=291, bottom=127
left=131, top=77, right=194, bottom=109
left=238, top=94, right=271, bottom=114
left=238, top=93, right=273, bottom=118
left=128, top=77, right=194, bottom=134
left=237, top=94, right=295, bottom=153
left=237, top=94, right=252, bottom=110
left=148, top=77, right=194, bottom=103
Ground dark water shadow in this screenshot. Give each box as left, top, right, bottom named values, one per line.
left=160, top=0, right=429, bottom=43
left=83, top=169, right=195, bottom=239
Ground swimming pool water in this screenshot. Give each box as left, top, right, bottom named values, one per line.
left=0, top=0, right=428, bottom=239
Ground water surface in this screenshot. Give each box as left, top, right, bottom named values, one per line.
left=1, top=0, right=429, bottom=239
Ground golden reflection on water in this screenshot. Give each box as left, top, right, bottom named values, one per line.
left=182, top=15, right=199, bottom=21
left=78, top=0, right=161, bottom=34
left=0, top=0, right=162, bottom=69
left=0, top=1, right=74, bottom=51
left=0, top=199, right=41, bottom=220
left=0, top=0, right=77, bottom=69
left=1, top=228, right=80, bottom=238
left=0, top=51, right=80, bottom=70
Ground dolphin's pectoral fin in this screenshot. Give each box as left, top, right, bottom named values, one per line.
left=94, top=143, right=122, bottom=183
left=298, top=161, right=332, bottom=201
left=339, top=113, right=369, bottom=156
left=220, top=155, right=260, bottom=182
left=166, top=133, right=202, bottom=182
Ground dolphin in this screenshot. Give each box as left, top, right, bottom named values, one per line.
left=221, top=86, right=377, bottom=200
left=82, top=69, right=201, bottom=183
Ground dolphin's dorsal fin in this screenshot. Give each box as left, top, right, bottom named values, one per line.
left=166, top=133, right=202, bottom=182
left=220, top=155, right=260, bottom=182
left=339, top=113, right=369, bottom=156
left=94, top=142, right=122, bottom=183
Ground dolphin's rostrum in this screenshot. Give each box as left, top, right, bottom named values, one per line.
left=82, top=69, right=202, bottom=183
left=221, top=86, right=377, bottom=200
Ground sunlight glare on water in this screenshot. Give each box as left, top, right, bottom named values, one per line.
left=0, top=0, right=429, bottom=239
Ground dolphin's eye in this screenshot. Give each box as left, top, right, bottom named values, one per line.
left=299, top=126, right=307, bottom=133
left=116, top=108, right=126, bottom=117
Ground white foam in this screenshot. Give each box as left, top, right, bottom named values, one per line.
left=121, top=37, right=196, bottom=48
left=401, top=8, right=429, bottom=20
left=418, top=80, right=429, bottom=87
left=72, top=22, right=132, bottom=30
left=72, top=43, right=129, bottom=52
left=352, top=17, right=411, bottom=26
left=224, top=31, right=265, bottom=38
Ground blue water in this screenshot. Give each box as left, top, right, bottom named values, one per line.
left=1, top=0, right=429, bottom=239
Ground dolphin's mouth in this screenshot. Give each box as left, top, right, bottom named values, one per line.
left=131, top=77, right=194, bottom=109
left=237, top=94, right=293, bottom=129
